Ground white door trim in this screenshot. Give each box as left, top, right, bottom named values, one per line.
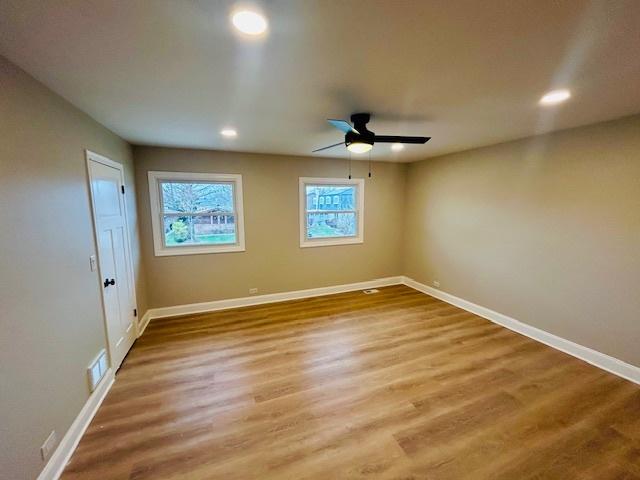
left=85, top=150, right=138, bottom=368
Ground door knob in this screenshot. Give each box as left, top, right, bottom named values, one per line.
left=103, top=278, right=116, bottom=288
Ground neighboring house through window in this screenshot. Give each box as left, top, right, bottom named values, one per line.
left=148, top=171, right=245, bottom=256
left=300, top=177, right=364, bottom=247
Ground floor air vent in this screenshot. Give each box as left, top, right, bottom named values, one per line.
left=362, top=289, right=379, bottom=294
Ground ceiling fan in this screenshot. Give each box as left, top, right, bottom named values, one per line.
left=313, top=113, right=431, bottom=154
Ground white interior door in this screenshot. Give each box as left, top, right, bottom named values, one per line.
left=87, top=152, right=136, bottom=370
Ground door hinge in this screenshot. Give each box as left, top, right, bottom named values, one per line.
left=133, top=308, right=137, bottom=317
left=121, top=185, right=125, bottom=194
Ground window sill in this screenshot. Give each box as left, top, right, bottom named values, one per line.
left=154, top=244, right=246, bottom=256
left=300, top=237, right=363, bottom=248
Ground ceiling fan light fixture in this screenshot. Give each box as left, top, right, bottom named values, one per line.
left=346, top=141, right=373, bottom=154
left=313, top=113, right=430, bottom=154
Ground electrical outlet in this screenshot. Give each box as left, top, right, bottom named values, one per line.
left=433, top=280, right=440, bottom=288
left=89, top=255, right=97, bottom=272
left=249, top=288, right=258, bottom=295
left=41, top=430, right=57, bottom=461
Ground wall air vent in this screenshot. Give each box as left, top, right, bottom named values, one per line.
left=87, top=349, right=108, bottom=392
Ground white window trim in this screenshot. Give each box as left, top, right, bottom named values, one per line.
left=148, top=171, right=245, bottom=256
left=299, top=177, right=364, bottom=248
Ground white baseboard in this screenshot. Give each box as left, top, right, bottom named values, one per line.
left=37, top=369, right=115, bottom=480
left=137, top=311, right=151, bottom=337
left=145, top=276, right=404, bottom=321
left=401, top=276, right=640, bottom=385
left=139, top=273, right=639, bottom=385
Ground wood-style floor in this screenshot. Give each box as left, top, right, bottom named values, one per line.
left=62, top=285, right=640, bottom=479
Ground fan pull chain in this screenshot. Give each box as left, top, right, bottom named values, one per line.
left=368, top=150, right=372, bottom=178
left=348, top=151, right=352, bottom=179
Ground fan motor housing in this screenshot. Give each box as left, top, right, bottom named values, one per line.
left=346, top=113, right=375, bottom=148
left=351, top=112, right=370, bottom=126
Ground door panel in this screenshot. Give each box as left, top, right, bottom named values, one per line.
left=98, top=228, right=120, bottom=348
left=88, top=157, right=136, bottom=370
left=112, top=225, right=133, bottom=335
left=95, top=178, right=121, bottom=217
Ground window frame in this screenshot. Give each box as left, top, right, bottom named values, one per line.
left=299, top=177, right=364, bottom=248
left=148, top=171, right=245, bottom=256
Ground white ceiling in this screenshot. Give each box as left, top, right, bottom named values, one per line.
left=1, top=0, right=639, bottom=162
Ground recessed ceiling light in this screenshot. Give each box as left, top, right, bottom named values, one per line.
left=539, top=89, right=571, bottom=106
left=391, top=143, right=404, bottom=152
left=231, top=10, right=268, bottom=36
left=220, top=128, right=237, bottom=137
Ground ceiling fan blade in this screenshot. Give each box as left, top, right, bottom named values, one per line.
left=374, top=135, right=431, bottom=144
left=312, top=141, right=345, bottom=153
left=328, top=119, right=359, bottom=134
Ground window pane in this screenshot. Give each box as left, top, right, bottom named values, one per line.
left=306, top=212, right=356, bottom=238
left=164, top=215, right=236, bottom=246
left=305, top=185, right=355, bottom=211
left=161, top=182, right=234, bottom=213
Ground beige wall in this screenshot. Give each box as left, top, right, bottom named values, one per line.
left=0, top=56, right=146, bottom=479
left=2, top=48, right=638, bottom=480
left=403, top=115, right=640, bottom=366
left=134, top=146, right=406, bottom=308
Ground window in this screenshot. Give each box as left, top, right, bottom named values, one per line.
left=299, top=177, right=364, bottom=247
left=148, top=171, right=245, bottom=256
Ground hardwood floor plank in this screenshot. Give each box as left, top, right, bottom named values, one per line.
left=61, top=285, right=640, bottom=479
